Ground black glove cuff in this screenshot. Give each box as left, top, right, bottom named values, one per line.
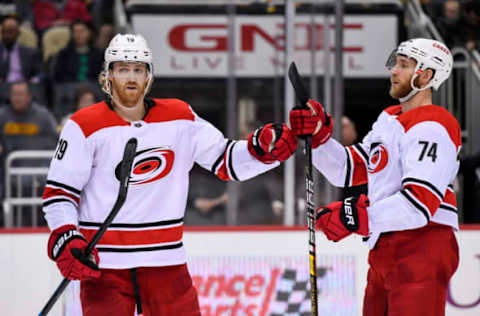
left=340, top=196, right=360, bottom=232
left=51, top=229, right=86, bottom=261
left=251, top=126, right=266, bottom=157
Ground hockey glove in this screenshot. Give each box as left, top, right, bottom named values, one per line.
left=48, top=224, right=101, bottom=280
left=289, top=99, right=333, bottom=148
left=316, top=194, right=370, bottom=242
left=248, top=123, right=297, bottom=164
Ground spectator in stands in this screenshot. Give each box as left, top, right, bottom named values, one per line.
left=62, top=0, right=92, bottom=24
left=341, top=115, right=358, bottom=146
left=52, top=19, right=103, bottom=83
left=458, top=0, right=480, bottom=51
left=32, top=0, right=66, bottom=36
left=185, top=121, right=283, bottom=225
left=435, top=0, right=464, bottom=50
left=0, top=81, right=58, bottom=226
left=59, top=84, right=97, bottom=128
left=184, top=166, right=227, bottom=226
left=94, top=22, right=114, bottom=51
left=0, top=81, right=58, bottom=158
left=0, top=16, right=44, bottom=83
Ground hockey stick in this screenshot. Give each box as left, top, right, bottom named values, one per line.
left=288, top=62, right=319, bottom=316
left=39, top=137, right=138, bottom=316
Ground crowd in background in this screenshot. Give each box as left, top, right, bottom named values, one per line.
left=0, top=0, right=479, bottom=227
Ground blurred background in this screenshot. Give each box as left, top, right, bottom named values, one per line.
left=1, top=1, right=480, bottom=315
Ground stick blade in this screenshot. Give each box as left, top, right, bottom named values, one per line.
left=119, top=138, right=137, bottom=187
left=288, top=62, right=310, bottom=106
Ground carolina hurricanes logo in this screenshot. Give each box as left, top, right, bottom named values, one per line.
left=368, top=143, right=388, bottom=174
left=115, top=147, right=174, bottom=185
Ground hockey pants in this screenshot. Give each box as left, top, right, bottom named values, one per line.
left=363, top=223, right=459, bottom=316
left=80, top=264, right=200, bottom=316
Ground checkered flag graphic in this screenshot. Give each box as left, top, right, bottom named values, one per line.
left=269, top=267, right=329, bottom=316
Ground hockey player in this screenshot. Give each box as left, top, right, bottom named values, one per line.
left=42, top=34, right=297, bottom=315
left=289, top=38, right=460, bottom=316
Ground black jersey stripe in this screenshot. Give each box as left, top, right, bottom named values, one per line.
left=353, top=144, right=369, bottom=162
left=402, top=177, right=443, bottom=199
left=97, top=242, right=183, bottom=252
left=211, top=140, right=232, bottom=174
left=43, top=198, right=77, bottom=208
left=46, top=180, right=81, bottom=195
left=401, top=189, right=430, bottom=222
left=79, top=218, right=184, bottom=228
left=439, top=204, right=458, bottom=213
left=344, top=148, right=352, bottom=188
left=227, top=141, right=239, bottom=181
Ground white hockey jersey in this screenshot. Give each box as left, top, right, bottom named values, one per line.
left=313, top=105, right=461, bottom=248
left=43, top=98, right=278, bottom=268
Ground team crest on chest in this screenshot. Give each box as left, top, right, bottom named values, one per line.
left=115, top=146, right=175, bottom=185
left=368, top=142, right=389, bottom=174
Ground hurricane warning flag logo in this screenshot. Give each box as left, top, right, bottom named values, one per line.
left=115, top=147, right=174, bottom=185
left=368, top=143, right=388, bottom=174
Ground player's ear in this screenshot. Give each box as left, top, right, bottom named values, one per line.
left=423, top=69, right=434, bottom=82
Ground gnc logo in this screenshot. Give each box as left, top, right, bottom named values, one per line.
left=168, top=23, right=363, bottom=52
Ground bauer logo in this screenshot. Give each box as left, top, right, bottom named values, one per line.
left=115, top=146, right=174, bottom=185
left=188, top=255, right=356, bottom=315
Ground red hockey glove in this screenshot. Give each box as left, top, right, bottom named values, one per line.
left=315, top=194, right=370, bottom=242
left=48, top=224, right=101, bottom=280
left=248, top=123, right=297, bottom=163
left=289, top=99, right=333, bottom=148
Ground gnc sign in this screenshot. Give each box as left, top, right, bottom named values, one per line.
left=132, top=15, right=398, bottom=77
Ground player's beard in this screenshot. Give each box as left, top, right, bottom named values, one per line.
left=389, top=78, right=412, bottom=100
left=111, top=80, right=147, bottom=107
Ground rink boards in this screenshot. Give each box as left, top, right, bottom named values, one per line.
left=0, top=226, right=479, bottom=316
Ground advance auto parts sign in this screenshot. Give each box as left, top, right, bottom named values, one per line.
left=188, top=255, right=356, bottom=315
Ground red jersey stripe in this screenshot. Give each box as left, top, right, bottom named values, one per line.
left=443, top=188, right=457, bottom=207
left=396, top=105, right=461, bottom=150
left=71, top=102, right=129, bottom=138
left=79, top=225, right=183, bottom=246
left=346, top=146, right=368, bottom=186
left=404, top=183, right=442, bottom=216
left=144, top=99, right=194, bottom=123
left=71, top=99, right=195, bottom=138
left=216, top=160, right=231, bottom=181
left=42, top=187, right=80, bottom=205
left=383, top=105, right=402, bottom=116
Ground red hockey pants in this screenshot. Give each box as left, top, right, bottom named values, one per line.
left=363, top=223, right=459, bottom=316
left=80, top=264, right=200, bottom=316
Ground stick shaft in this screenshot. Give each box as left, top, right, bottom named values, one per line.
left=288, top=62, right=319, bottom=315
left=305, top=136, right=318, bottom=316
left=39, top=138, right=137, bottom=316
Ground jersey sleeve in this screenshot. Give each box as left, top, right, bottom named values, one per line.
left=368, top=120, right=460, bottom=233
left=42, top=119, right=94, bottom=230
left=190, top=111, right=279, bottom=181
left=312, top=132, right=371, bottom=188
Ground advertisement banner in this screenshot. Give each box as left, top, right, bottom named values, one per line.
left=132, top=15, right=398, bottom=78
left=189, top=255, right=356, bottom=316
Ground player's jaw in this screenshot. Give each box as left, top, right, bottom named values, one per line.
left=112, top=79, right=146, bottom=107
left=389, top=75, right=412, bottom=100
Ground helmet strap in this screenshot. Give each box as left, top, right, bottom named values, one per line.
left=398, top=64, right=433, bottom=103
